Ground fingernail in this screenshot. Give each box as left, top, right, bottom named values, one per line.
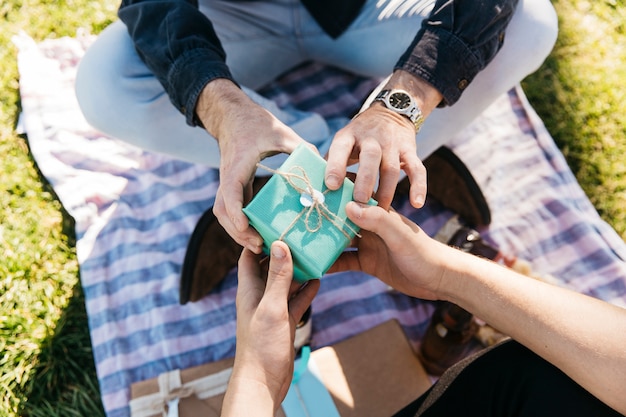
left=326, top=174, right=340, bottom=188
left=415, top=193, right=425, bottom=206
left=271, top=243, right=286, bottom=259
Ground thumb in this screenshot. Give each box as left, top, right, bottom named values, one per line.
left=345, top=202, right=391, bottom=235
left=345, top=202, right=421, bottom=246
left=263, top=241, right=294, bottom=300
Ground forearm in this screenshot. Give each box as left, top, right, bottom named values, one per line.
left=195, top=78, right=304, bottom=155
left=439, top=248, right=626, bottom=414
left=195, top=78, right=251, bottom=140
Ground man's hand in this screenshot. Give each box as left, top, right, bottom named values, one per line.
left=325, top=104, right=425, bottom=209
left=325, top=70, right=443, bottom=210
left=196, top=79, right=314, bottom=253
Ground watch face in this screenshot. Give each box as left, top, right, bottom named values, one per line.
left=389, top=92, right=412, bottom=110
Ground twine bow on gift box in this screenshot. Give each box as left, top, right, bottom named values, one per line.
left=257, top=163, right=361, bottom=241
left=244, top=145, right=376, bottom=281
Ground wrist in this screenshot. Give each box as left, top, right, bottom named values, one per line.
left=195, top=78, right=250, bottom=140
left=223, top=374, right=279, bottom=416
left=231, top=354, right=289, bottom=406
left=437, top=244, right=475, bottom=304
left=375, top=88, right=426, bottom=132
left=436, top=245, right=493, bottom=306
left=382, top=70, right=443, bottom=118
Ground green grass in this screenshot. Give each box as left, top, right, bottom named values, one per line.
left=1, top=0, right=625, bottom=416
left=1, top=2, right=117, bottom=416
left=522, top=0, right=626, bottom=238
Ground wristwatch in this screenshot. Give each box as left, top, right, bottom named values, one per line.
left=373, top=89, right=424, bottom=133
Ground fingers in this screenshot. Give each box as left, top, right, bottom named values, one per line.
left=325, top=119, right=423, bottom=209
left=236, top=247, right=266, bottom=309
left=263, top=241, right=318, bottom=323
left=214, top=133, right=311, bottom=255
left=263, top=241, right=294, bottom=301
left=325, top=130, right=389, bottom=206
left=214, top=179, right=264, bottom=254
left=327, top=250, right=362, bottom=274
left=353, top=141, right=385, bottom=205
left=373, top=161, right=400, bottom=209
left=289, top=279, right=320, bottom=324
left=324, top=130, right=353, bottom=191
left=402, top=153, right=427, bottom=208
left=344, top=201, right=413, bottom=242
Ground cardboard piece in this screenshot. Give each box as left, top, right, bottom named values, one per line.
left=314, top=320, right=431, bottom=417
left=243, top=144, right=376, bottom=282
left=129, top=320, right=431, bottom=417
left=129, top=356, right=240, bottom=417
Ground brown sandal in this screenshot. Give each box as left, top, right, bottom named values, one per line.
left=395, top=146, right=491, bottom=227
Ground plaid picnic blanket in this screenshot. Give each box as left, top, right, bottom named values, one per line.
left=15, top=31, right=626, bottom=417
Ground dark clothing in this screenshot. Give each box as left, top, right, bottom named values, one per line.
left=118, top=0, right=518, bottom=126
left=299, top=0, right=367, bottom=38
left=395, top=340, right=624, bottom=417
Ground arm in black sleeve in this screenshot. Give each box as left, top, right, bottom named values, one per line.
left=396, top=0, right=519, bottom=106
left=118, top=0, right=237, bottom=126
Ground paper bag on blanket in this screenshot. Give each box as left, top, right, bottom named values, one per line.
left=129, top=319, right=431, bottom=417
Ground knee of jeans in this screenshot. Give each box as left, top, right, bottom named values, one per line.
left=533, top=0, right=558, bottom=54
left=75, top=58, right=108, bottom=132
left=503, top=0, right=558, bottom=77
left=75, top=40, right=136, bottom=137
left=75, top=52, right=159, bottom=142
left=75, top=22, right=149, bottom=137
left=520, top=0, right=558, bottom=62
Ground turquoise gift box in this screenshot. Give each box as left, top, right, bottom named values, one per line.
left=243, top=144, right=377, bottom=282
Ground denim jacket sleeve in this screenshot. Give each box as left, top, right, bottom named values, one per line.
left=396, top=0, right=520, bottom=106
left=118, top=0, right=235, bottom=126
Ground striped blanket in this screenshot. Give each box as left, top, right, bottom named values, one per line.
left=15, top=32, right=626, bottom=417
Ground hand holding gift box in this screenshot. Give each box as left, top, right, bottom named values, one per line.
left=243, top=144, right=377, bottom=282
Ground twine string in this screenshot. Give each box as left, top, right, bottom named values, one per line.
left=256, top=163, right=361, bottom=241
left=162, top=386, right=194, bottom=404
left=152, top=386, right=195, bottom=417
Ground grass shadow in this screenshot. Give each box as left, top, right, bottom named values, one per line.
left=11, top=129, right=103, bottom=415
left=18, top=281, right=105, bottom=417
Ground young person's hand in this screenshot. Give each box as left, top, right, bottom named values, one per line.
left=222, top=241, right=320, bottom=416
left=332, top=202, right=626, bottom=416
left=330, top=202, right=447, bottom=300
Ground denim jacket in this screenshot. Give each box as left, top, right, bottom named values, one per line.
left=118, top=0, right=519, bottom=126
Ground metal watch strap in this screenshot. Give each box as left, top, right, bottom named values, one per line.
left=374, top=89, right=424, bottom=133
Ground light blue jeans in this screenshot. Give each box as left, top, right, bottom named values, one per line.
left=76, top=0, right=557, bottom=170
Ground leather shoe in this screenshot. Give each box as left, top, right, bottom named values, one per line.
left=179, top=176, right=269, bottom=304
left=395, top=146, right=491, bottom=227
